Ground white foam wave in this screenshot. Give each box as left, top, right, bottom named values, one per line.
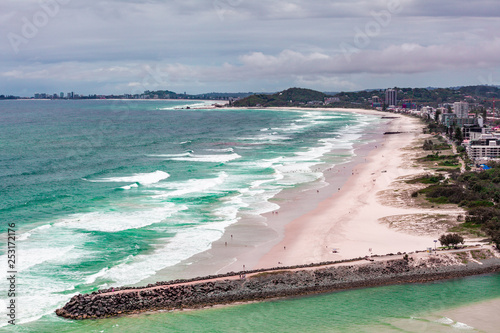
left=236, top=187, right=281, bottom=216
left=152, top=172, right=228, bottom=198
left=88, top=170, right=170, bottom=185
left=239, top=132, right=291, bottom=143
left=205, top=148, right=234, bottom=153
left=0, top=275, right=78, bottom=326
left=121, top=183, right=139, bottom=190
left=0, top=225, right=94, bottom=326
left=170, top=153, right=241, bottom=163
left=88, top=222, right=233, bottom=287
left=17, top=246, right=75, bottom=272
left=17, top=224, right=52, bottom=241
left=158, top=101, right=215, bottom=110
left=85, top=267, right=110, bottom=284
left=452, top=322, right=474, bottom=330
left=57, top=203, right=187, bottom=232
left=435, top=317, right=454, bottom=325
left=148, top=152, right=191, bottom=158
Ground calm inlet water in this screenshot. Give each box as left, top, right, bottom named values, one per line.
left=1, top=100, right=498, bottom=332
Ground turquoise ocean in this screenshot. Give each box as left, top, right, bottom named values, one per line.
left=1, top=100, right=499, bottom=332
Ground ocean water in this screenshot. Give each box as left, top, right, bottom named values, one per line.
left=0, top=99, right=378, bottom=328
left=2, top=100, right=499, bottom=332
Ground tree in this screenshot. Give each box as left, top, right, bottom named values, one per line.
left=454, top=126, right=463, bottom=143
left=483, top=217, right=500, bottom=248
left=448, top=126, right=454, bottom=138
left=439, top=233, right=464, bottom=247
left=435, top=109, right=442, bottom=122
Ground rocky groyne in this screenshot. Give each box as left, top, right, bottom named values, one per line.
left=56, top=250, right=500, bottom=320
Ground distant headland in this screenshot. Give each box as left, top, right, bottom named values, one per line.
left=2, top=85, right=500, bottom=111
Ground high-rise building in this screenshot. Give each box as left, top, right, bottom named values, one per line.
left=454, top=102, right=469, bottom=119
left=385, top=89, right=397, bottom=106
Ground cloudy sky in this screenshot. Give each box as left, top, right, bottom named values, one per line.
left=2, top=0, right=500, bottom=96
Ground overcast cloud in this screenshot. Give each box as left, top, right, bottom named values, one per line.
left=1, top=0, right=500, bottom=95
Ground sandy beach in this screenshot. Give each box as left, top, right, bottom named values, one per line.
left=147, top=107, right=465, bottom=284
left=256, top=108, right=459, bottom=268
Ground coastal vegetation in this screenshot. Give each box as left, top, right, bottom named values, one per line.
left=422, top=139, right=451, bottom=151
left=413, top=163, right=500, bottom=247
left=438, top=233, right=464, bottom=248
left=232, top=88, right=327, bottom=107
left=232, top=85, right=500, bottom=108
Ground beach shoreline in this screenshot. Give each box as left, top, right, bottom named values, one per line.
left=142, top=107, right=393, bottom=284
left=258, top=108, right=448, bottom=268
left=146, top=107, right=462, bottom=285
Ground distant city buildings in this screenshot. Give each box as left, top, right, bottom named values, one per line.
left=453, top=101, right=469, bottom=118
left=25, top=90, right=247, bottom=101
left=324, top=97, right=340, bottom=104
left=385, top=89, right=397, bottom=107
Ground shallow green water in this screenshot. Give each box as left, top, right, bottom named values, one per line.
left=19, top=273, right=500, bottom=332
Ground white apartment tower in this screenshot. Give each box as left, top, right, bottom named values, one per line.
left=385, top=89, right=397, bottom=106
left=453, top=102, right=469, bottom=119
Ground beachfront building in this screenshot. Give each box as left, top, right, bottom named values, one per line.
left=466, top=133, right=500, bottom=160
left=467, top=125, right=490, bottom=141
left=454, top=102, right=469, bottom=119
left=440, top=112, right=456, bottom=127
left=371, top=95, right=382, bottom=108
left=385, top=89, right=397, bottom=107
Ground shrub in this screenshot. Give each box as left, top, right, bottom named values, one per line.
left=438, top=233, right=464, bottom=247
left=466, top=207, right=500, bottom=225
left=483, top=218, right=500, bottom=248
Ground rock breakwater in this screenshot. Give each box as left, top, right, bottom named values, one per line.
left=56, top=250, right=500, bottom=320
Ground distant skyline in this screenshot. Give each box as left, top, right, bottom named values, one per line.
left=2, top=0, right=500, bottom=96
